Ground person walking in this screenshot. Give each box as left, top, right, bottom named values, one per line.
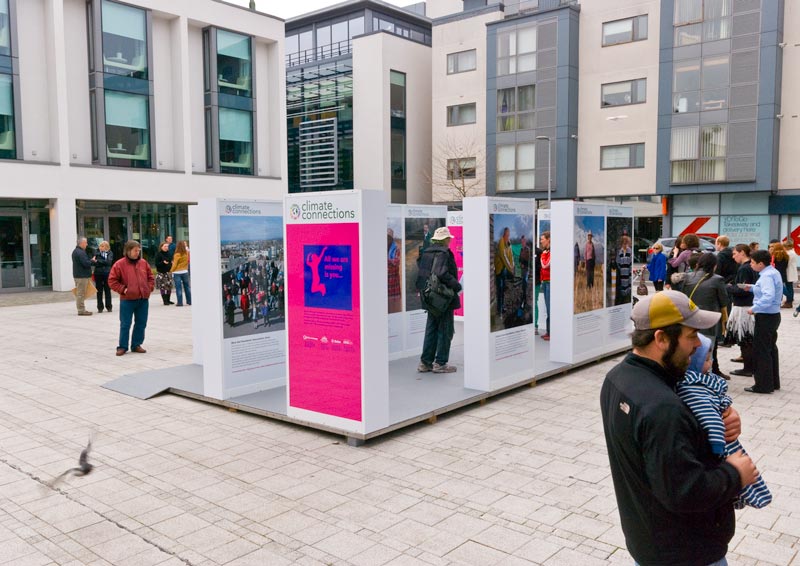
left=647, top=242, right=667, bottom=291
left=170, top=240, right=192, bottom=306
left=727, top=244, right=758, bottom=377
left=72, top=237, right=93, bottom=316
left=154, top=241, right=174, bottom=306
left=108, top=240, right=154, bottom=356
left=417, top=227, right=462, bottom=374
left=540, top=231, right=551, bottom=341
left=783, top=241, right=797, bottom=309
left=93, top=241, right=114, bottom=313
left=494, top=227, right=514, bottom=316
left=744, top=250, right=783, bottom=394
left=601, top=290, right=758, bottom=566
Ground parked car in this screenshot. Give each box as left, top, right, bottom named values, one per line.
left=648, top=236, right=717, bottom=257
left=633, top=236, right=653, bottom=263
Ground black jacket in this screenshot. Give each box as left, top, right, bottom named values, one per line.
left=92, top=250, right=114, bottom=276
left=416, top=244, right=461, bottom=311
left=728, top=262, right=758, bottom=307
left=72, top=246, right=92, bottom=278
left=679, top=270, right=727, bottom=337
left=155, top=250, right=172, bottom=274
left=716, top=247, right=737, bottom=284
left=534, top=246, right=542, bottom=284
left=600, top=354, right=740, bottom=566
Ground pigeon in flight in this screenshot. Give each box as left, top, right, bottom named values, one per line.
left=49, top=438, right=94, bottom=486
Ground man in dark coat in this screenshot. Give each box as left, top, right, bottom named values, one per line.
left=601, top=291, right=758, bottom=566
left=72, top=237, right=93, bottom=316
left=416, top=227, right=462, bottom=374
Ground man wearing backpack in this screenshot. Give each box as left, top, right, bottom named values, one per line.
left=416, top=227, right=462, bottom=374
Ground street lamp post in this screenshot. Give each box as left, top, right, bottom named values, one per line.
left=535, top=135, right=552, bottom=205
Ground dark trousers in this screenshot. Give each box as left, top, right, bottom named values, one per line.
left=586, top=259, right=595, bottom=287
left=421, top=309, right=455, bottom=366
left=653, top=280, right=664, bottom=292
left=496, top=270, right=507, bottom=314
left=542, top=281, right=551, bottom=334
left=741, top=340, right=754, bottom=373
left=752, top=313, right=780, bottom=392
left=119, top=299, right=149, bottom=352
left=785, top=282, right=794, bottom=305
left=95, top=273, right=112, bottom=311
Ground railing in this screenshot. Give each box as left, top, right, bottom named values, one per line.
left=286, top=40, right=352, bottom=67
left=504, top=0, right=578, bottom=16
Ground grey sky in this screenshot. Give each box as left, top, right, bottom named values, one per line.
left=226, top=0, right=408, bottom=20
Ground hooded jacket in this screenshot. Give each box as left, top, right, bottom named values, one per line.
left=600, top=353, right=740, bottom=566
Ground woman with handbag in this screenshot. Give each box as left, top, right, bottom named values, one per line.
left=155, top=241, right=174, bottom=305
left=680, top=252, right=729, bottom=379
left=647, top=242, right=667, bottom=291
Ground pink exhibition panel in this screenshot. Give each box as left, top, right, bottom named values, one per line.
left=286, top=222, right=362, bottom=422
left=449, top=224, right=464, bottom=317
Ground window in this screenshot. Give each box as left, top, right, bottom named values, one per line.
left=670, top=124, right=727, bottom=183
left=219, top=108, right=253, bottom=175
left=674, top=0, right=731, bottom=45
left=497, top=25, right=536, bottom=76
left=101, top=0, right=147, bottom=79
left=601, top=143, right=645, bottom=169
left=447, top=49, right=476, bottom=74
left=217, top=29, right=251, bottom=97
left=390, top=71, right=406, bottom=196
left=447, top=103, right=476, bottom=126
left=672, top=55, right=730, bottom=113
left=497, top=85, right=535, bottom=131
left=105, top=91, right=150, bottom=168
left=602, top=15, right=648, bottom=47
left=0, top=0, right=10, bottom=57
left=447, top=157, right=476, bottom=180
left=496, top=143, right=535, bottom=191
left=349, top=16, right=364, bottom=38
left=0, top=73, right=15, bottom=159
left=601, top=79, right=646, bottom=107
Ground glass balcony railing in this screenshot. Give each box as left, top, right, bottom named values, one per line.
left=286, top=39, right=352, bottom=67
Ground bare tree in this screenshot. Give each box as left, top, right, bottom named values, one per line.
left=428, top=136, right=485, bottom=204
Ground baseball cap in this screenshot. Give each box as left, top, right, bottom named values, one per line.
left=631, top=290, right=721, bottom=331
left=432, top=226, right=453, bottom=241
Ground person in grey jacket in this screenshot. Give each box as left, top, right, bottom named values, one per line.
left=72, top=237, right=93, bottom=316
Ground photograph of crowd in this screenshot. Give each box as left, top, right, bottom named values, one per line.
left=574, top=215, right=606, bottom=314
left=606, top=217, right=634, bottom=307
left=490, top=213, right=534, bottom=333
left=387, top=217, right=403, bottom=314
left=220, top=215, right=285, bottom=339
left=404, top=216, right=446, bottom=311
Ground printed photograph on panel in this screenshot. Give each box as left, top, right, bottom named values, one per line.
left=490, top=213, right=534, bottom=332
left=220, top=215, right=284, bottom=338
left=387, top=216, right=403, bottom=314
left=606, top=217, right=634, bottom=307
left=574, top=215, right=605, bottom=314
left=405, top=217, right=446, bottom=311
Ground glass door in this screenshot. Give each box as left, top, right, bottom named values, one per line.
left=82, top=216, right=105, bottom=258
left=108, top=215, right=129, bottom=261
left=0, top=214, right=28, bottom=290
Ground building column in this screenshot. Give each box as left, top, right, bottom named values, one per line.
left=50, top=197, right=77, bottom=292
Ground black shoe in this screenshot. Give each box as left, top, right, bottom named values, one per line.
left=717, top=372, right=730, bottom=381
left=107, top=308, right=112, bottom=313
left=744, top=386, right=772, bottom=394
left=730, top=369, right=753, bottom=377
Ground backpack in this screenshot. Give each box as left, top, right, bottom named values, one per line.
left=418, top=252, right=454, bottom=317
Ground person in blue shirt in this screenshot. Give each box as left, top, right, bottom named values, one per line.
left=647, top=242, right=668, bottom=291
left=744, top=250, right=783, bottom=393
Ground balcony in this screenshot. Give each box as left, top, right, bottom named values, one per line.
left=286, top=39, right=352, bottom=68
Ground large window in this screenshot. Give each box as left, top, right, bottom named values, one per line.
left=0, top=73, right=15, bottom=159
left=447, top=49, right=476, bottom=74
left=447, top=158, right=476, bottom=180
left=101, top=0, right=147, bottom=79
left=670, top=125, right=727, bottom=183
left=672, top=55, right=730, bottom=113
left=447, top=103, right=476, bottom=126
left=390, top=71, right=406, bottom=200
left=601, top=79, right=646, bottom=107
left=601, top=143, right=645, bottom=169
left=496, top=143, right=535, bottom=191
left=602, top=15, right=648, bottom=46
left=497, top=25, right=537, bottom=76
left=0, top=0, right=10, bottom=57
left=497, top=85, right=535, bottom=131
left=674, top=0, right=731, bottom=44
left=217, top=29, right=251, bottom=97
left=105, top=91, right=150, bottom=167
left=219, top=108, right=253, bottom=175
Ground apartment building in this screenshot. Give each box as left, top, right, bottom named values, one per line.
left=0, top=0, right=286, bottom=293
left=285, top=0, right=432, bottom=204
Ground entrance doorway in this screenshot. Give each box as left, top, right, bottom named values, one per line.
left=0, top=214, right=29, bottom=290
left=80, top=214, right=131, bottom=260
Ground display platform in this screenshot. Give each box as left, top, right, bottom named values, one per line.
left=102, top=340, right=628, bottom=445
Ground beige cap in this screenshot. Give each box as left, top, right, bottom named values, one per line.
left=432, top=226, right=453, bottom=241
left=631, top=290, right=721, bottom=331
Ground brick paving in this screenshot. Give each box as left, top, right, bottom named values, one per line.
left=0, top=294, right=798, bottom=565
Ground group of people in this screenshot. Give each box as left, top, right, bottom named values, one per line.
left=222, top=259, right=282, bottom=329
left=72, top=235, right=191, bottom=356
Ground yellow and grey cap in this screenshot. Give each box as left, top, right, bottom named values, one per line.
left=631, top=290, right=721, bottom=331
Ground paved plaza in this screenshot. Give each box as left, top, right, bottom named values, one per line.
left=0, top=294, right=798, bottom=566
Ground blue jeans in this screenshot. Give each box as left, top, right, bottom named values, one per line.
left=541, top=281, right=551, bottom=334
left=784, top=282, right=794, bottom=305
left=119, top=299, right=149, bottom=351
left=173, top=272, right=192, bottom=305
left=534, top=283, right=541, bottom=329
left=637, top=559, right=726, bottom=566
left=421, top=309, right=455, bottom=366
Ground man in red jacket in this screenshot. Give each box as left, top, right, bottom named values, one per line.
left=108, top=241, right=155, bottom=356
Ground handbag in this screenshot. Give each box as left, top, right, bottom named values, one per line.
left=636, top=281, right=649, bottom=296
left=421, top=253, right=455, bottom=317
